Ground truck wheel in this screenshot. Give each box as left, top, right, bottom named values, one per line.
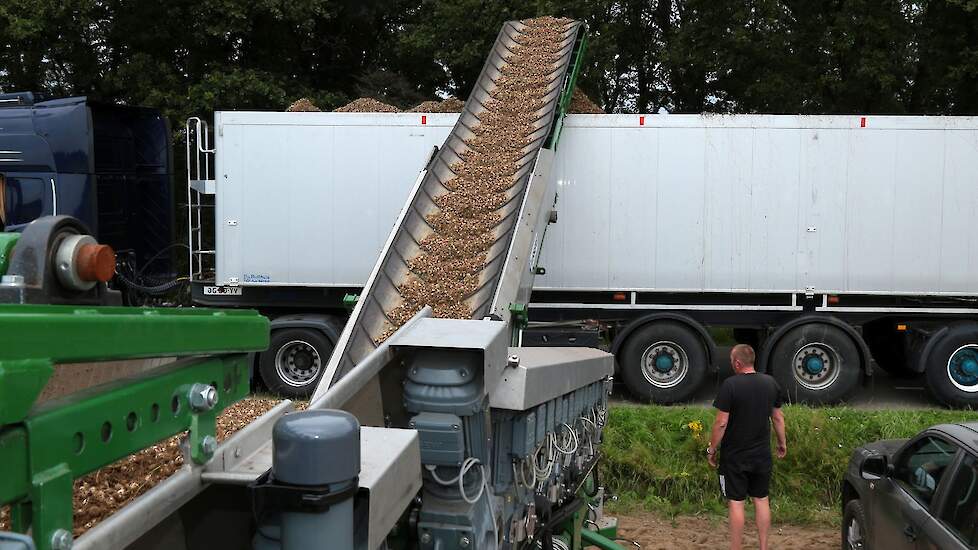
left=770, top=324, right=860, bottom=404
left=841, top=499, right=867, bottom=550
left=924, top=324, right=978, bottom=408
left=619, top=322, right=708, bottom=404
left=259, top=328, right=333, bottom=398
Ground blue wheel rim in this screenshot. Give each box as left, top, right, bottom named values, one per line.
left=804, top=356, right=825, bottom=375
left=948, top=345, right=978, bottom=391
left=792, top=343, right=841, bottom=391
left=641, top=341, right=689, bottom=389
left=654, top=354, right=674, bottom=373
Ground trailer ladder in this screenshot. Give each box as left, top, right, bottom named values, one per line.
left=185, top=117, right=216, bottom=284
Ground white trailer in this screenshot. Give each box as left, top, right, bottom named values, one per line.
left=188, top=112, right=978, bottom=407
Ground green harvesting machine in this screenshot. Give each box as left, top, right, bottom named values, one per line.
left=0, top=216, right=268, bottom=550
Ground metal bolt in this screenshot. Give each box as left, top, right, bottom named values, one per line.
left=0, top=274, right=24, bottom=287
left=459, top=369, right=467, bottom=378
left=459, top=535, right=471, bottom=547
left=200, top=435, right=218, bottom=456
left=51, top=529, right=73, bottom=550
left=188, top=383, right=218, bottom=412
left=507, top=354, right=520, bottom=368
left=420, top=532, right=432, bottom=544
left=452, top=424, right=460, bottom=431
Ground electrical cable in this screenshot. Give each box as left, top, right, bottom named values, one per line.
left=553, top=423, right=578, bottom=455
left=115, top=270, right=189, bottom=294
left=425, top=457, right=485, bottom=505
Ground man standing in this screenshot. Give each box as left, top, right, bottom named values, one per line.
left=707, top=344, right=787, bottom=550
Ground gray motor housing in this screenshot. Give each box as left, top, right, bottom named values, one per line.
left=272, top=409, right=360, bottom=486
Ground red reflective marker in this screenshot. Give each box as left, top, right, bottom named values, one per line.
left=421, top=115, right=427, bottom=125
left=639, top=116, right=645, bottom=126
left=860, top=117, right=866, bottom=128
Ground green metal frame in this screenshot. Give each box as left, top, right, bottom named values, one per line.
left=0, top=233, right=19, bottom=274
left=509, top=302, right=529, bottom=345
left=557, top=472, right=625, bottom=550
left=545, top=26, right=590, bottom=151
left=0, top=304, right=268, bottom=424
left=0, top=304, right=268, bottom=550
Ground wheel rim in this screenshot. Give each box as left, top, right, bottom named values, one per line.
left=947, top=344, right=978, bottom=393
left=846, top=516, right=864, bottom=549
left=791, top=342, right=841, bottom=391
left=274, top=340, right=322, bottom=387
left=640, top=341, right=689, bottom=389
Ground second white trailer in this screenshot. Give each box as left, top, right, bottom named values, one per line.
left=188, top=111, right=978, bottom=407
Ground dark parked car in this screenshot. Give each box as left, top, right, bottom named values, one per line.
left=841, top=422, right=978, bottom=549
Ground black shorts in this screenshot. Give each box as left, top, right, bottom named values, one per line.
left=718, top=463, right=771, bottom=501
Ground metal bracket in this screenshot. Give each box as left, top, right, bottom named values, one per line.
left=0, top=359, right=54, bottom=424
left=342, top=293, right=360, bottom=312
left=0, top=354, right=253, bottom=550
left=508, top=303, right=529, bottom=346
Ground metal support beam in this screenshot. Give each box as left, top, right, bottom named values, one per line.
left=0, top=353, right=255, bottom=550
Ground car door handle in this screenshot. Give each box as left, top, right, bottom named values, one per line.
left=903, top=524, right=917, bottom=542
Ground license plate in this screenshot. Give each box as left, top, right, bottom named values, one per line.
left=203, top=285, right=242, bottom=296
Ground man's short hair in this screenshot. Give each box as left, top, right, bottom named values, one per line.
left=731, top=344, right=755, bottom=366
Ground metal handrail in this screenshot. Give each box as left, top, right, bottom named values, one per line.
left=185, top=117, right=216, bottom=283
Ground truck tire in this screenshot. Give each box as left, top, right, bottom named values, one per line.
left=769, top=324, right=860, bottom=404
left=841, top=499, right=867, bottom=550
left=259, top=328, right=333, bottom=398
left=619, top=322, right=708, bottom=404
left=923, top=324, right=978, bottom=408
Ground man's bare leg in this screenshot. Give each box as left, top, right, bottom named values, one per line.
left=753, top=497, right=771, bottom=550
left=728, top=500, right=745, bottom=550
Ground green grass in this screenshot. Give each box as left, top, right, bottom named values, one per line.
left=601, top=405, right=978, bottom=525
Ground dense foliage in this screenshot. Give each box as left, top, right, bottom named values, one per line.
left=2, top=0, right=978, bottom=122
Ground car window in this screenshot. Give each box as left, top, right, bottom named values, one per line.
left=940, top=453, right=978, bottom=546
left=894, top=435, right=957, bottom=508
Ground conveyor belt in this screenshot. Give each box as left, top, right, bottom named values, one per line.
left=315, top=17, right=586, bottom=397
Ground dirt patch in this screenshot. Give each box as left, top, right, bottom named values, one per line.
left=568, top=88, right=604, bottom=114
left=407, top=97, right=465, bottom=113
left=0, top=397, right=288, bottom=537
left=381, top=16, right=573, bottom=337
left=615, top=511, right=837, bottom=550
left=286, top=98, right=321, bottom=112
left=334, top=97, right=400, bottom=113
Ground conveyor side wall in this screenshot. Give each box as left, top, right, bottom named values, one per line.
left=315, top=20, right=585, bottom=397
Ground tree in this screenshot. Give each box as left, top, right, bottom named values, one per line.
left=2, top=0, right=977, bottom=123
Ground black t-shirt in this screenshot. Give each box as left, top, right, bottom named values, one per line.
left=713, top=372, right=784, bottom=468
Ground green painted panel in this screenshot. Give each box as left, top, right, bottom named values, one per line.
left=0, top=359, right=53, bottom=424
left=0, top=305, right=269, bottom=363
left=25, top=354, right=249, bottom=475
left=0, top=233, right=20, bottom=275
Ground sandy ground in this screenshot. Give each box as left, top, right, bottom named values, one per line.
left=615, top=511, right=837, bottom=550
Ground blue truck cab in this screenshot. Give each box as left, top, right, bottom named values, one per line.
left=0, top=91, right=174, bottom=278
